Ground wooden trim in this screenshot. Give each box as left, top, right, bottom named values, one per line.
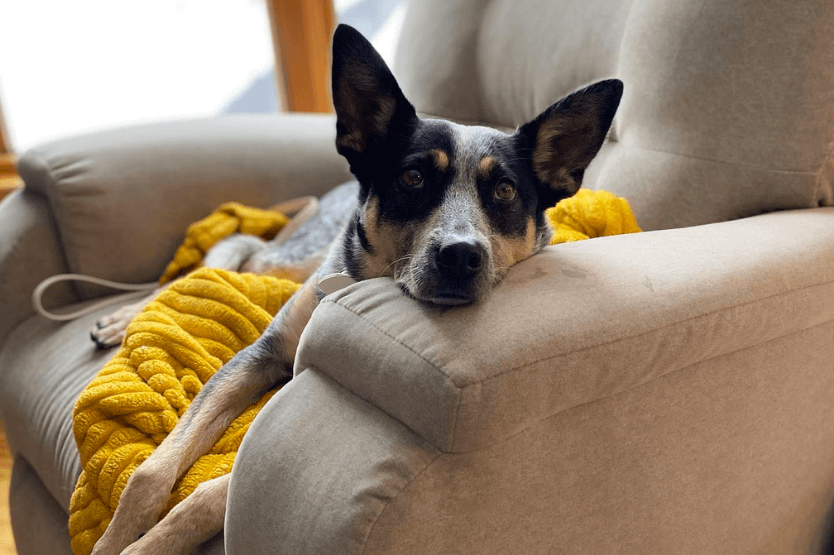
left=0, top=175, right=22, bottom=202
left=0, top=98, right=11, bottom=155
left=0, top=100, right=22, bottom=201
left=267, top=0, right=336, bottom=113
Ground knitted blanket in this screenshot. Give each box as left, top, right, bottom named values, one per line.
left=68, top=189, right=639, bottom=555
left=159, top=202, right=289, bottom=285
left=69, top=268, right=299, bottom=555
left=547, top=188, right=641, bottom=244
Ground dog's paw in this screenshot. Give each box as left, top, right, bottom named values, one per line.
left=119, top=532, right=170, bottom=555
left=90, top=323, right=126, bottom=350
left=90, top=299, right=149, bottom=349
left=92, top=462, right=175, bottom=555
left=89, top=532, right=138, bottom=555
left=119, top=522, right=189, bottom=555
left=203, top=234, right=266, bottom=271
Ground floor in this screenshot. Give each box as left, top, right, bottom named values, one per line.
left=0, top=424, right=15, bottom=555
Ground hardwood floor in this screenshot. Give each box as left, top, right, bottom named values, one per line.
left=0, top=424, right=17, bottom=555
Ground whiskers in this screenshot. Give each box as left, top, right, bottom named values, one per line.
left=379, top=254, right=415, bottom=278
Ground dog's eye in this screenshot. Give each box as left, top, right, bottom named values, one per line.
left=401, top=168, right=424, bottom=188
left=494, top=181, right=517, bottom=201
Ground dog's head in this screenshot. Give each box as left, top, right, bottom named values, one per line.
left=332, top=24, right=622, bottom=306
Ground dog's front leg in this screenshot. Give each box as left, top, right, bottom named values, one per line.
left=121, top=474, right=230, bottom=555
left=91, top=278, right=322, bottom=555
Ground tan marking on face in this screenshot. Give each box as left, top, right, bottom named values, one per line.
left=361, top=196, right=400, bottom=278
left=477, top=156, right=497, bottom=179
left=429, top=149, right=449, bottom=171
left=489, top=219, right=537, bottom=279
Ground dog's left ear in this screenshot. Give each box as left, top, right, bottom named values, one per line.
left=331, top=24, right=417, bottom=171
left=516, top=79, right=623, bottom=208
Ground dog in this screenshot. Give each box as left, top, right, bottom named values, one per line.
left=89, top=24, right=622, bottom=555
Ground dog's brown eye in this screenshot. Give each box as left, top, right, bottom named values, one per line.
left=401, top=168, right=424, bottom=188
left=494, top=181, right=517, bottom=201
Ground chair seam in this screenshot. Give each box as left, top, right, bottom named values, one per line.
left=358, top=450, right=444, bottom=555
left=457, top=312, right=834, bottom=455
left=467, top=276, right=834, bottom=387
left=619, top=141, right=819, bottom=175
left=354, top=315, right=834, bottom=551
left=18, top=152, right=81, bottom=299
left=320, top=299, right=462, bottom=451
left=814, top=139, right=834, bottom=205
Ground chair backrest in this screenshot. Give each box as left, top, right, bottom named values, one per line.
left=394, top=0, right=834, bottom=230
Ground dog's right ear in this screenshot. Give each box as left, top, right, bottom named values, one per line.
left=331, top=24, right=417, bottom=169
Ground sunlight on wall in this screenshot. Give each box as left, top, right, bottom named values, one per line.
left=0, top=0, right=274, bottom=152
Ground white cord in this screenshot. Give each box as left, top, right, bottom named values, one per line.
left=32, top=274, right=158, bottom=322
left=32, top=195, right=320, bottom=322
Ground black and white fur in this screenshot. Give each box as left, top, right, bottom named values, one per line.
left=90, top=24, right=622, bottom=555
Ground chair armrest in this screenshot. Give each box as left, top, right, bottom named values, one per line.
left=16, top=113, right=351, bottom=295
left=226, top=369, right=439, bottom=555
left=228, top=207, right=834, bottom=554
left=0, top=190, right=79, bottom=350
left=294, top=207, right=834, bottom=452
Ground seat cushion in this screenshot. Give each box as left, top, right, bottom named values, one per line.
left=0, top=300, right=133, bottom=510
left=0, top=298, right=228, bottom=555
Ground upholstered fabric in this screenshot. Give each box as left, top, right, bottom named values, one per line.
left=230, top=208, right=834, bottom=554
left=10, top=457, right=75, bottom=555
left=226, top=369, right=439, bottom=555
left=395, top=0, right=834, bottom=230
left=3, top=0, right=834, bottom=553
left=0, top=299, right=226, bottom=555
left=16, top=113, right=351, bottom=299
left=296, top=208, right=834, bottom=453
left=0, top=190, right=78, bottom=350
left=0, top=300, right=134, bottom=511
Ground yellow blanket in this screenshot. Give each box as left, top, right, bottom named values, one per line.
left=547, top=188, right=641, bottom=244
left=69, top=270, right=300, bottom=555
left=159, top=202, right=289, bottom=285
left=68, top=189, right=639, bottom=555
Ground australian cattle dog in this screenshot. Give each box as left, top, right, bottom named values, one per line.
left=89, top=24, right=622, bottom=555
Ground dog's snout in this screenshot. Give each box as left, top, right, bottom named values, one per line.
left=437, top=241, right=484, bottom=276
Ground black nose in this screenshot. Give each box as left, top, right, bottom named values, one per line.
left=436, top=241, right=484, bottom=277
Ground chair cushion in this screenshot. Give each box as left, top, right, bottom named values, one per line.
left=394, top=0, right=834, bottom=230
left=0, top=300, right=133, bottom=510
left=16, top=114, right=350, bottom=298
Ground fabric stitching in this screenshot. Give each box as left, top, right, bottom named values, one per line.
left=465, top=276, right=834, bottom=387
left=19, top=153, right=81, bottom=300
left=354, top=316, right=834, bottom=552
left=814, top=139, right=834, bottom=205
left=320, top=299, right=462, bottom=450
left=458, top=313, right=834, bottom=454
left=358, top=451, right=444, bottom=555
left=618, top=141, right=819, bottom=175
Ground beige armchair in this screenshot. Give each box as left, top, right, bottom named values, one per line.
left=1, top=0, right=833, bottom=554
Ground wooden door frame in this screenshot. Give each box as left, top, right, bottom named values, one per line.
left=266, top=0, right=336, bottom=113
left=0, top=98, right=21, bottom=201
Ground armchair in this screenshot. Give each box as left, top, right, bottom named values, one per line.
left=2, top=0, right=833, bottom=553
